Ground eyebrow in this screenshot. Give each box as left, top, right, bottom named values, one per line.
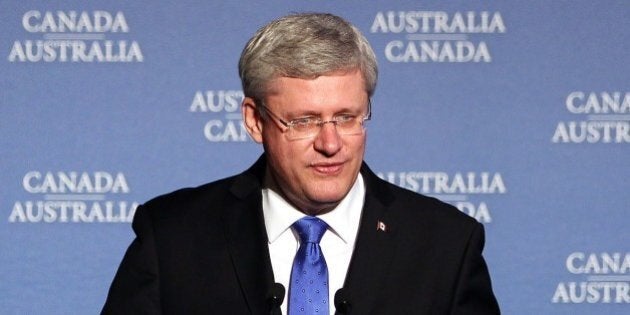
left=284, top=105, right=366, bottom=118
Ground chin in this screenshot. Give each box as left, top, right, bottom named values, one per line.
left=307, top=189, right=349, bottom=206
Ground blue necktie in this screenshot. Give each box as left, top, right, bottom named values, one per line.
left=289, top=216, right=329, bottom=315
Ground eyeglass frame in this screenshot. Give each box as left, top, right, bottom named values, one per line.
left=255, top=99, right=372, bottom=140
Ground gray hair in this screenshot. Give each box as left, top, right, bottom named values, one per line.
left=238, top=13, right=378, bottom=101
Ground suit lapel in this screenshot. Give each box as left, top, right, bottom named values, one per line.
left=342, top=164, right=398, bottom=314
left=221, top=157, right=275, bottom=315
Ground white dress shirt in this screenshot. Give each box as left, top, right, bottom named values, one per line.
left=262, top=173, right=365, bottom=315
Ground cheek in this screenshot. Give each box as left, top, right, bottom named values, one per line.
left=347, top=136, right=366, bottom=154
left=266, top=139, right=307, bottom=175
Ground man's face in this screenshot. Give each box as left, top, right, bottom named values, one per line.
left=243, top=70, right=369, bottom=215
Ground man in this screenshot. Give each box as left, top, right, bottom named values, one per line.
left=102, top=13, right=500, bottom=314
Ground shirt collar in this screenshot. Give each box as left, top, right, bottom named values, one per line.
left=262, top=172, right=365, bottom=244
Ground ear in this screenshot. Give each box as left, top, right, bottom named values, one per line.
left=242, top=97, right=264, bottom=143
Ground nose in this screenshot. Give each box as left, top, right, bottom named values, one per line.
left=313, top=122, right=342, bottom=156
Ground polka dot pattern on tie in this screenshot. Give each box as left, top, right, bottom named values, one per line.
left=288, top=216, right=329, bottom=315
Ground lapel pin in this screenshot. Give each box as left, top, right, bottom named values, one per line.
left=376, top=220, right=387, bottom=232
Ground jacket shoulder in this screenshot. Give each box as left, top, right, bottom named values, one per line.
left=394, top=181, right=475, bottom=222
left=138, top=174, right=242, bottom=220
left=368, top=173, right=481, bottom=235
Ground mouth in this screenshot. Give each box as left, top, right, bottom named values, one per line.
left=310, top=162, right=344, bottom=175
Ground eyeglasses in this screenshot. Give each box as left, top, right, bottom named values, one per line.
left=258, top=100, right=372, bottom=140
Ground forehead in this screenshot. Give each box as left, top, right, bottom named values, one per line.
left=265, top=70, right=368, bottom=112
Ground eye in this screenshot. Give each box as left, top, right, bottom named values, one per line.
left=290, top=117, right=317, bottom=129
left=334, top=114, right=356, bottom=125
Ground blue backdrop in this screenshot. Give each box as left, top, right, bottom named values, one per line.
left=1, top=1, right=628, bottom=314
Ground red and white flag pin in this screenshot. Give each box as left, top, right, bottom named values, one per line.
left=376, top=220, right=387, bottom=232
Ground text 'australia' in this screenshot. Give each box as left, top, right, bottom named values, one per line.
left=8, top=10, right=143, bottom=63
left=371, top=11, right=506, bottom=63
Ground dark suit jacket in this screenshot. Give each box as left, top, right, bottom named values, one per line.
left=102, top=156, right=500, bottom=314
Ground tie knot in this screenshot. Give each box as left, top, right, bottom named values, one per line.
left=292, top=216, right=328, bottom=244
